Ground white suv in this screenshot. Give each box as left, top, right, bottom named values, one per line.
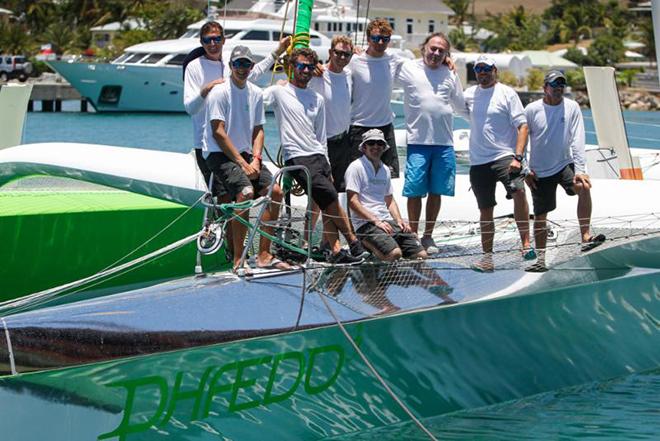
left=0, top=55, right=33, bottom=82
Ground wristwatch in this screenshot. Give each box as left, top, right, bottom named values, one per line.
left=514, top=154, right=524, bottom=162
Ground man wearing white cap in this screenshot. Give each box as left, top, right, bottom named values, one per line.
left=345, top=129, right=427, bottom=262
left=463, top=55, right=534, bottom=272
left=524, top=70, right=604, bottom=272
left=205, top=45, right=290, bottom=273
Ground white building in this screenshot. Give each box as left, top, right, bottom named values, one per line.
left=366, top=0, right=453, bottom=48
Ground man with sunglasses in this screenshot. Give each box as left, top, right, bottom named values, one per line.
left=263, top=48, right=369, bottom=264
left=346, top=129, right=427, bottom=262
left=204, top=46, right=291, bottom=273
left=183, top=21, right=289, bottom=194
left=309, top=35, right=354, bottom=193
left=463, top=55, right=533, bottom=272
left=396, top=32, right=465, bottom=255
left=347, top=18, right=403, bottom=179
left=524, top=70, right=603, bottom=272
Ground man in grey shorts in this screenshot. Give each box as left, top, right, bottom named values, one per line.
left=205, top=46, right=290, bottom=272
left=524, top=70, right=604, bottom=271
left=345, top=129, right=427, bottom=261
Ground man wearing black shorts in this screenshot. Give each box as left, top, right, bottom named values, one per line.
left=205, top=46, right=291, bottom=272
left=345, top=129, right=427, bottom=262
left=524, top=70, right=604, bottom=271
left=263, top=47, right=369, bottom=264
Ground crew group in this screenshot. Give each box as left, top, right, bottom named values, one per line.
left=184, top=19, right=603, bottom=274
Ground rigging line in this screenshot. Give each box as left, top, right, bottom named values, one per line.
left=361, top=0, right=372, bottom=48
left=1, top=318, right=16, bottom=375
left=354, top=0, right=361, bottom=46
left=222, top=0, right=228, bottom=26
left=317, top=291, right=438, bottom=441
left=271, top=0, right=292, bottom=86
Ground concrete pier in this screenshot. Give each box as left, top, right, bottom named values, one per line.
left=26, top=80, right=88, bottom=112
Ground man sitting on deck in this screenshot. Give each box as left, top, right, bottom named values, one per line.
left=524, top=70, right=605, bottom=272
left=263, top=47, right=369, bottom=265
left=204, top=46, right=291, bottom=273
left=345, top=129, right=427, bottom=262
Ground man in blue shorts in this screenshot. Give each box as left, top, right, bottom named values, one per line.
left=397, top=33, right=465, bottom=254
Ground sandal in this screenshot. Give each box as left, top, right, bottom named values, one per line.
left=471, top=255, right=494, bottom=273
left=522, top=247, right=537, bottom=261
left=581, top=234, right=606, bottom=252
left=256, top=257, right=292, bottom=271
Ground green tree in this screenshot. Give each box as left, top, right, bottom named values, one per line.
left=588, top=30, right=625, bottom=65
left=481, top=6, right=545, bottom=52
left=448, top=27, right=478, bottom=52
left=565, top=69, right=586, bottom=90
left=525, top=68, right=545, bottom=91
left=445, top=0, right=472, bottom=26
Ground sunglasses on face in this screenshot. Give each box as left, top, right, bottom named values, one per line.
left=473, top=65, right=494, bottom=73
left=369, top=35, right=391, bottom=44
left=201, top=35, right=223, bottom=45
left=547, top=80, right=566, bottom=88
left=295, top=62, right=316, bottom=71
left=231, top=59, right=254, bottom=69
left=365, top=140, right=386, bottom=148
left=332, top=49, right=352, bottom=58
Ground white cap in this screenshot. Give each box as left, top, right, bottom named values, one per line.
left=475, top=55, right=496, bottom=67
left=359, top=129, right=390, bottom=152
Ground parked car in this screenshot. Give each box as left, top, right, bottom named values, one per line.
left=0, top=55, right=33, bottom=82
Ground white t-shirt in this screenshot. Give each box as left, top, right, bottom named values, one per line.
left=345, top=155, right=394, bottom=230
left=463, top=82, right=527, bottom=165
left=309, top=68, right=352, bottom=138
left=396, top=59, right=465, bottom=146
left=262, top=83, right=327, bottom=161
left=525, top=98, right=586, bottom=178
left=348, top=52, right=405, bottom=127
left=204, top=80, right=266, bottom=157
left=183, top=55, right=274, bottom=150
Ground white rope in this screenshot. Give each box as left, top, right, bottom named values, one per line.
left=0, top=233, right=199, bottom=314
left=1, top=318, right=16, bottom=375
left=316, top=291, right=438, bottom=440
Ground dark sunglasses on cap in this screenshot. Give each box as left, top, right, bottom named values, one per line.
left=547, top=79, right=566, bottom=88
left=295, top=62, right=316, bottom=71
left=231, top=59, right=254, bottom=69
left=332, top=49, right=352, bottom=58
left=369, top=35, right=391, bottom=44
left=473, top=64, right=494, bottom=73
left=201, top=35, right=223, bottom=44
left=365, top=140, right=386, bottom=147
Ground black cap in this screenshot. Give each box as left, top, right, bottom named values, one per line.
left=544, top=70, right=566, bottom=84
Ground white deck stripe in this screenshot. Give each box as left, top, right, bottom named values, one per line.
left=1, top=317, right=17, bottom=375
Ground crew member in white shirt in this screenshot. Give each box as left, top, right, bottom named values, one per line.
left=524, top=70, right=604, bottom=271
left=263, top=48, right=369, bottom=265
left=397, top=32, right=465, bottom=254
left=463, top=55, right=534, bottom=272
left=205, top=46, right=290, bottom=273
left=345, top=129, right=427, bottom=262
left=309, top=35, right=354, bottom=192
left=183, top=21, right=289, bottom=194
left=348, top=18, right=404, bottom=178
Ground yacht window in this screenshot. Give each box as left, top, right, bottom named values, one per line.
left=406, top=18, right=413, bottom=34
left=428, top=19, right=435, bottom=33
left=166, top=54, right=187, bottom=65
left=242, top=30, right=269, bottom=41
left=124, top=53, right=146, bottom=63
left=224, top=29, right=239, bottom=39
left=332, top=22, right=337, bottom=32
left=273, top=31, right=292, bottom=40
left=327, top=23, right=331, bottom=32
left=142, top=53, right=167, bottom=64
left=113, top=53, right=131, bottom=63
left=339, top=23, right=343, bottom=31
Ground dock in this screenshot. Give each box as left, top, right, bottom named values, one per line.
left=25, top=79, right=89, bottom=112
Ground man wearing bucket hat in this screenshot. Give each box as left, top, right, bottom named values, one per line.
left=463, top=54, right=534, bottom=272
left=345, top=129, right=427, bottom=261
left=523, top=70, right=604, bottom=272
left=205, top=45, right=291, bottom=273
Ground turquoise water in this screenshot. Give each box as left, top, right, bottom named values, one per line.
left=20, top=109, right=660, bottom=439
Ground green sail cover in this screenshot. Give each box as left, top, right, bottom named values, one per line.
left=293, top=0, right=314, bottom=48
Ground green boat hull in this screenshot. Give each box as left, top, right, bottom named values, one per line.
left=0, top=190, right=227, bottom=301
left=0, top=268, right=658, bottom=440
